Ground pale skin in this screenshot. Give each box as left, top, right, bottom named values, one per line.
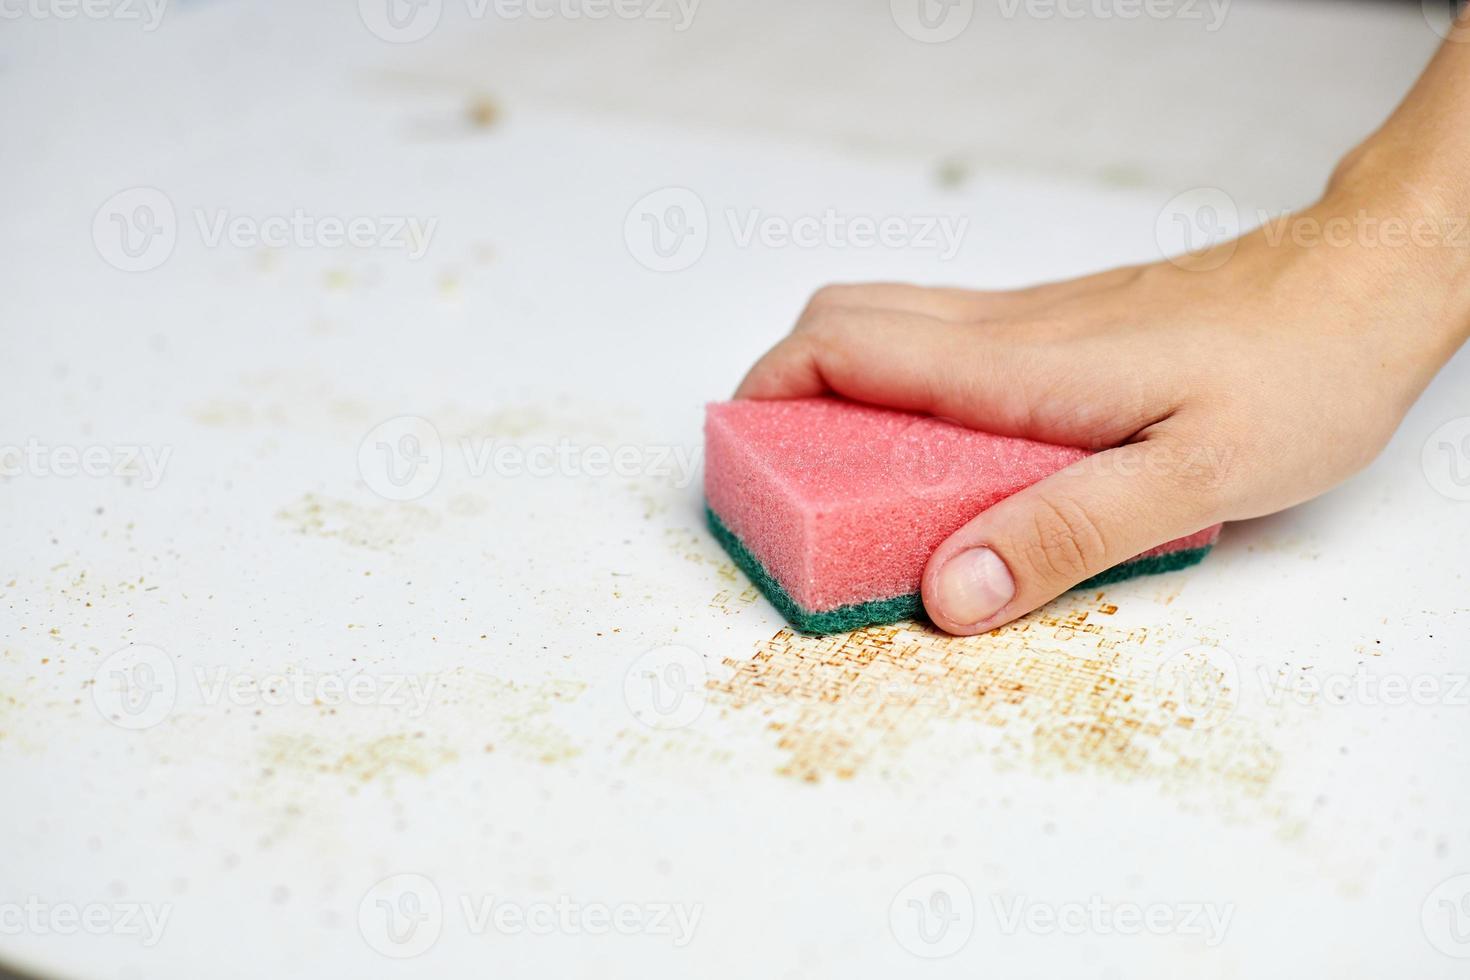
left=736, top=22, right=1470, bottom=636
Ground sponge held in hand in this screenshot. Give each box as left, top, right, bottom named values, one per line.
left=703, top=397, right=1221, bottom=634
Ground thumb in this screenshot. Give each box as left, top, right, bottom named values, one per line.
left=920, top=439, right=1221, bottom=635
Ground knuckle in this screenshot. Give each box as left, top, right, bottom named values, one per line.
left=796, top=306, right=847, bottom=344
left=1021, top=495, right=1111, bottom=583
left=801, top=284, right=852, bottom=319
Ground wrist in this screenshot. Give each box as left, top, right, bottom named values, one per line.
left=1317, top=140, right=1470, bottom=354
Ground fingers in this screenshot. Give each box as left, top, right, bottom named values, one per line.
left=733, top=283, right=1037, bottom=403
left=734, top=304, right=1168, bottom=445
left=788, top=271, right=1144, bottom=325
left=920, top=436, right=1220, bottom=635
left=735, top=271, right=1152, bottom=420
left=735, top=306, right=1035, bottom=425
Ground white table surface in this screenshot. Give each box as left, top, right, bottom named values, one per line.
left=2, top=2, right=1468, bottom=978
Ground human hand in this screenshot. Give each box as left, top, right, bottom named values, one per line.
left=735, top=170, right=1470, bottom=635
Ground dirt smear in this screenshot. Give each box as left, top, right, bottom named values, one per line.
left=709, top=592, right=1278, bottom=799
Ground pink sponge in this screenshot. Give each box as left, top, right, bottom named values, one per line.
left=703, top=397, right=1221, bottom=634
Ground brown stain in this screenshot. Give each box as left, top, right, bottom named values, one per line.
left=665, top=527, right=739, bottom=582
left=709, top=585, right=761, bottom=615
left=276, top=493, right=440, bottom=551
left=262, top=732, right=459, bottom=781
left=709, top=593, right=1277, bottom=795
left=466, top=94, right=501, bottom=129
left=429, top=672, right=585, bottom=765
left=190, top=373, right=376, bottom=431
left=190, top=373, right=623, bottom=445
left=255, top=673, right=585, bottom=786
